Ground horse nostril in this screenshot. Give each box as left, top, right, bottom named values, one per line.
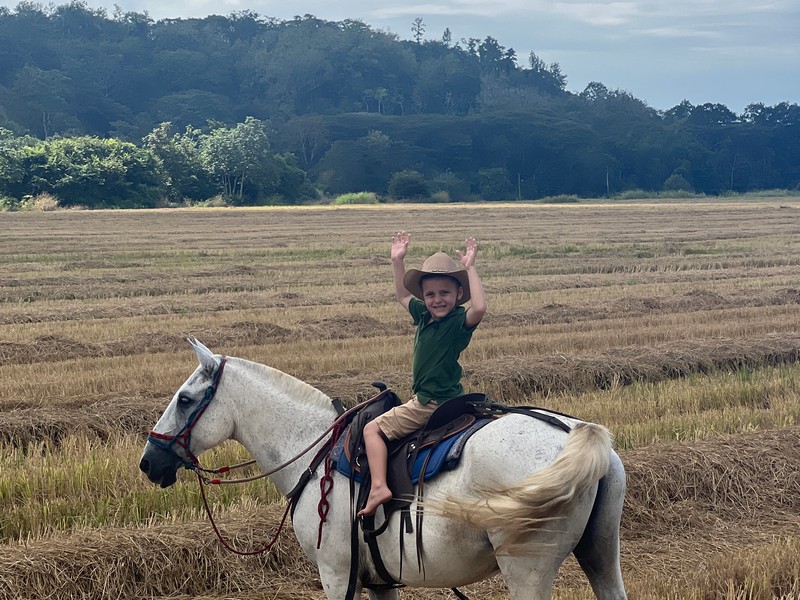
left=139, top=458, right=150, bottom=473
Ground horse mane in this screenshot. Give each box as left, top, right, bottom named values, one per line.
left=228, top=356, right=333, bottom=410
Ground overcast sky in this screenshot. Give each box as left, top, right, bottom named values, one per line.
left=8, top=0, right=799, bottom=113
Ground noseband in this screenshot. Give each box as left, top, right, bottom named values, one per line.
left=148, top=357, right=228, bottom=469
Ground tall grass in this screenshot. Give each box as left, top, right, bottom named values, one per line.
left=0, top=434, right=281, bottom=541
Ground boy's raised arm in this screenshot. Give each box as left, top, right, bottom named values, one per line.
left=392, top=231, right=413, bottom=311
left=457, top=237, right=487, bottom=328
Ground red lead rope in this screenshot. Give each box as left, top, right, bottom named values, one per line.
left=316, top=420, right=345, bottom=548
left=197, top=469, right=293, bottom=556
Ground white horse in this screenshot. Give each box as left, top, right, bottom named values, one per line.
left=140, top=340, right=628, bottom=600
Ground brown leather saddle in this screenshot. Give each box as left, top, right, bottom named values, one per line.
left=339, top=389, right=494, bottom=597
left=343, top=392, right=492, bottom=519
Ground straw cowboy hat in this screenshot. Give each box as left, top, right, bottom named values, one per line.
left=403, top=252, right=471, bottom=305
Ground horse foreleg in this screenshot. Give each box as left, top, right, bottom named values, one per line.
left=317, top=563, right=361, bottom=600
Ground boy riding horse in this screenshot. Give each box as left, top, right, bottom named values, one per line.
left=358, top=231, right=487, bottom=517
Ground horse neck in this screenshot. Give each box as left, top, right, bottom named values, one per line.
left=224, top=358, right=337, bottom=495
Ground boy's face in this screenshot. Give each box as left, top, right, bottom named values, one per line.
left=421, top=276, right=463, bottom=320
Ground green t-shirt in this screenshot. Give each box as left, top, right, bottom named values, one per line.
left=408, top=297, right=477, bottom=405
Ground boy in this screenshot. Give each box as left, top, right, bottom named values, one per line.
left=358, top=231, right=487, bottom=517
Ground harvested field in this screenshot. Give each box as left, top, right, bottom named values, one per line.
left=1, top=200, right=799, bottom=599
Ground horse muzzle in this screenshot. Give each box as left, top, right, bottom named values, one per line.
left=139, top=442, right=183, bottom=488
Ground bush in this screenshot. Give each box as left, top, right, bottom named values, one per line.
left=196, top=194, right=231, bottom=207
left=333, top=192, right=379, bottom=205
left=430, top=171, right=472, bottom=201
left=540, top=194, right=580, bottom=204
left=663, top=173, right=694, bottom=192
left=388, top=170, right=430, bottom=200
left=430, top=191, right=451, bottom=203
left=477, top=167, right=513, bottom=200
left=614, top=188, right=657, bottom=200
left=21, top=192, right=61, bottom=212
left=0, top=195, right=19, bottom=211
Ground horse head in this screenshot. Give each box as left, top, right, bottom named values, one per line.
left=139, top=338, right=234, bottom=487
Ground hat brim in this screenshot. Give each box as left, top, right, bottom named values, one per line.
left=404, top=268, right=471, bottom=305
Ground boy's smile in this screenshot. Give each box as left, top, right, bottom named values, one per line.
left=421, top=276, right=463, bottom=320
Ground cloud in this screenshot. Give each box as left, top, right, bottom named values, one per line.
left=633, top=26, right=723, bottom=39
left=551, top=2, right=640, bottom=26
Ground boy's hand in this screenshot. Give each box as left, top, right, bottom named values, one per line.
left=391, top=231, right=411, bottom=261
left=456, top=236, right=478, bottom=269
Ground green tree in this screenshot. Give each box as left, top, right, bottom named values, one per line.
left=200, top=117, right=277, bottom=201
left=9, top=66, right=76, bottom=138
left=412, top=17, right=425, bottom=43
left=142, top=122, right=217, bottom=201
left=0, top=128, right=29, bottom=199
left=477, top=167, right=512, bottom=200
left=441, top=27, right=452, bottom=46
left=388, top=170, right=430, bottom=200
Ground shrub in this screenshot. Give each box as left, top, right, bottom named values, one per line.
left=21, top=192, right=61, bottom=212
left=615, top=189, right=657, bottom=200
left=195, top=194, right=231, bottom=208
left=0, top=195, right=19, bottom=211
left=663, top=173, right=694, bottom=192
left=430, top=190, right=451, bottom=203
left=388, top=170, right=430, bottom=200
left=430, top=171, right=471, bottom=201
left=540, top=194, right=580, bottom=204
left=333, top=192, right=379, bottom=205
left=477, top=167, right=513, bottom=200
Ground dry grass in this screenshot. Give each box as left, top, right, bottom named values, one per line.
left=1, top=201, right=799, bottom=598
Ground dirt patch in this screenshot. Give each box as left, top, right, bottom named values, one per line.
left=491, top=302, right=607, bottom=326
left=295, top=315, right=398, bottom=340
left=190, top=321, right=292, bottom=347
left=1, top=323, right=292, bottom=366
left=769, top=287, right=800, bottom=305
left=491, top=288, right=800, bottom=330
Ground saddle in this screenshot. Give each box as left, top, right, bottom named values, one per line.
left=338, top=391, right=493, bottom=519
left=335, top=387, right=495, bottom=597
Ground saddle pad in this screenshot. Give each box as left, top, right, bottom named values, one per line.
left=333, top=419, right=491, bottom=485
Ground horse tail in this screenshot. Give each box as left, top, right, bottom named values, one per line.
left=429, top=422, right=612, bottom=554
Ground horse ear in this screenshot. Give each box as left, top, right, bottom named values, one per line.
left=187, top=337, right=220, bottom=374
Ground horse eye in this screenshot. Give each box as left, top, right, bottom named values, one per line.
left=177, top=394, right=193, bottom=407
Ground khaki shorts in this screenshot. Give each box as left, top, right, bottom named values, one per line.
left=374, top=395, right=438, bottom=441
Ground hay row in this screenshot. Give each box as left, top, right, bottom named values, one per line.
left=0, top=397, right=160, bottom=450
left=0, top=505, right=317, bottom=600
left=623, top=426, right=800, bottom=536
left=1, top=333, right=798, bottom=448
left=3, top=287, right=799, bottom=362
left=468, top=332, right=800, bottom=400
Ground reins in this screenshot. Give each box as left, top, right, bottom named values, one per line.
left=148, top=357, right=389, bottom=555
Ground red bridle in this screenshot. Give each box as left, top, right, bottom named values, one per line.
left=147, top=357, right=228, bottom=468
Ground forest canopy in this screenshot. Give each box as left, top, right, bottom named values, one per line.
left=0, top=1, right=798, bottom=207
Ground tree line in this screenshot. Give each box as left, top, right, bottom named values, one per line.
left=0, top=2, right=798, bottom=207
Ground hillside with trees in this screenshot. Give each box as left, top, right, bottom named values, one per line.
left=0, top=1, right=798, bottom=207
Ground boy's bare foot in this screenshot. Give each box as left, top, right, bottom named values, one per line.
left=357, top=485, right=393, bottom=517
